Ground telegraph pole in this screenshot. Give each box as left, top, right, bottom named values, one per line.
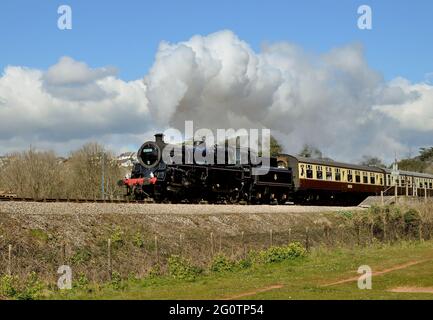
left=101, top=152, right=105, bottom=200
left=392, top=155, right=399, bottom=203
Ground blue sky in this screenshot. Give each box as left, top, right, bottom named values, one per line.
left=1, top=0, right=433, bottom=160
left=1, top=0, right=432, bottom=82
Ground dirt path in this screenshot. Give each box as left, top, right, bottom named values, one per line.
left=322, top=259, right=430, bottom=287
left=388, top=286, right=433, bottom=293
left=222, top=284, right=284, bottom=300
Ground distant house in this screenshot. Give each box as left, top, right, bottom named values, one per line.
left=117, top=152, right=137, bottom=167
left=0, top=156, right=10, bottom=168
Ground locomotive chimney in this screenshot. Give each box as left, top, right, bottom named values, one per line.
left=154, top=133, right=164, bottom=144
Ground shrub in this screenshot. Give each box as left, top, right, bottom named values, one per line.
left=209, top=254, right=235, bottom=273
left=168, top=255, right=201, bottom=281
left=110, top=271, right=124, bottom=290
left=257, top=242, right=306, bottom=264
left=0, top=275, right=18, bottom=298
left=17, top=272, right=44, bottom=300
left=0, top=272, right=44, bottom=300
left=71, top=248, right=92, bottom=264
left=404, top=209, right=422, bottom=235
left=111, top=226, right=125, bottom=248
left=236, top=257, right=252, bottom=270
left=74, top=273, right=90, bottom=290
left=132, top=232, right=144, bottom=248
left=147, top=264, right=161, bottom=278
left=339, top=211, right=354, bottom=219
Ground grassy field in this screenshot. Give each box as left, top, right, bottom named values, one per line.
left=50, top=241, right=433, bottom=300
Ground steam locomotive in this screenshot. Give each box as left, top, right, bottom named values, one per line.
left=123, top=134, right=433, bottom=205
left=122, top=134, right=294, bottom=204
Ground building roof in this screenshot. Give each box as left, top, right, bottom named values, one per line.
left=384, top=168, right=433, bottom=179
left=280, top=154, right=385, bottom=173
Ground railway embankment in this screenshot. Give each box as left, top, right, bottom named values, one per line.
left=0, top=201, right=431, bottom=285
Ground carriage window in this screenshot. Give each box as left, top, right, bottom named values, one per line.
left=335, top=168, right=341, bottom=181
left=347, top=170, right=353, bottom=183
left=306, top=165, right=313, bottom=179
left=316, top=166, right=323, bottom=180
left=363, top=172, right=368, bottom=184
left=430, top=182, right=432, bottom=189
left=380, top=177, right=383, bottom=185
left=370, top=173, right=375, bottom=185
left=326, top=167, right=333, bottom=180
left=355, top=171, right=361, bottom=183
left=300, top=165, right=305, bottom=177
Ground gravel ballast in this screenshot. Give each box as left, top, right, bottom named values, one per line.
left=0, top=202, right=361, bottom=215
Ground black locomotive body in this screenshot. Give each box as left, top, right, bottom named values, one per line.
left=123, top=134, right=294, bottom=204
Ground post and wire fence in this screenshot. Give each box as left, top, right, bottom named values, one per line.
left=1, top=215, right=432, bottom=286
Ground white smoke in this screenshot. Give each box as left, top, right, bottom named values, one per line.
left=144, top=30, right=433, bottom=162
left=0, top=30, right=432, bottom=162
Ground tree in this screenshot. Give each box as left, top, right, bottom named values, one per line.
left=65, top=142, right=124, bottom=199
left=298, top=144, right=323, bottom=159
left=0, top=148, right=64, bottom=198
left=359, top=156, right=386, bottom=168
left=398, top=158, right=426, bottom=172
left=270, top=136, right=283, bottom=157
left=419, top=147, right=433, bottom=162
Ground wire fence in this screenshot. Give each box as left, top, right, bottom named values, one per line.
left=1, top=220, right=431, bottom=285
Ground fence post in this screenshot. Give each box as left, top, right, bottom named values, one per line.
left=219, top=235, right=222, bottom=253
left=357, top=226, right=361, bottom=246
left=269, top=229, right=273, bottom=247
left=61, top=242, right=66, bottom=265
left=154, top=235, right=159, bottom=264
left=305, top=227, right=310, bottom=252
left=381, top=191, right=384, bottom=206
left=323, top=225, right=329, bottom=244
left=7, top=244, right=12, bottom=276
left=288, top=228, right=292, bottom=244
left=107, top=239, right=112, bottom=280
left=210, top=232, right=214, bottom=257
left=241, top=231, right=246, bottom=258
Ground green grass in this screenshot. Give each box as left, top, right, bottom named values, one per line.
left=49, top=241, right=433, bottom=300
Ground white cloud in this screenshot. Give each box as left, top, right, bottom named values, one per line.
left=374, top=80, right=433, bottom=132
left=0, top=30, right=432, bottom=163
left=0, top=59, right=151, bottom=151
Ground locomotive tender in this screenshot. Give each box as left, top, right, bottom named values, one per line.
left=123, top=133, right=433, bottom=205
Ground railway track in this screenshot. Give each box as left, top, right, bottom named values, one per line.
left=0, top=195, right=155, bottom=204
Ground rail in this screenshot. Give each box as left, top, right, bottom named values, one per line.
left=0, top=196, right=155, bottom=204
